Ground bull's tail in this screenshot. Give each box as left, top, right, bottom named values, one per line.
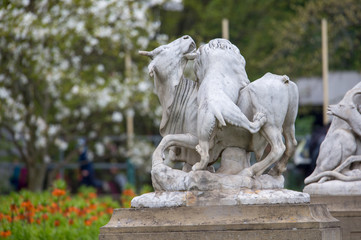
left=282, top=75, right=289, bottom=84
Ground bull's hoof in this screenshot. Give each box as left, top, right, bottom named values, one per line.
left=207, top=165, right=215, bottom=173
left=192, top=162, right=202, bottom=171
left=268, top=167, right=284, bottom=177
left=239, top=168, right=253, bottom=177
left=195, top=144, right=203, bottom=155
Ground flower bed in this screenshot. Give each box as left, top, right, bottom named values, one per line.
left=0, top=180, right=120, bottom=239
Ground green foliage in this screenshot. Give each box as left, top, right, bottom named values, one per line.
left=52, top=179, right=67, bottom=190
left=159, top=0, right=309, bottom=80
left=260, top=0, right=361, bottom=77
left=159, top=0, right=360, bottom=79
left=295, top=115, right=316, bottom=137
left=0, top=185, right=120, bottom=239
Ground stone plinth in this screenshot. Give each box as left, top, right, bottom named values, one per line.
left=309, top=195, right=361, bottom=240
left=99, top=203, right=340, bottom=240
left=131, top=189, right=310, bottom=208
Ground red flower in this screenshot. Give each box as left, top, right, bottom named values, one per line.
left=0, top=230, right=11, bottom=238
left=89, top=204, right=97, bottom=210
left=42, top=214, right=49, bottom=220
left=123, top=189, right=136, bottom=197
left=68, top=219, right=74, bottom=225
left=10, top=203, right=17, bottom=212
left=84, top=219, right=92, bottom=226
left=21, top=201, right=33, bottom=211
left=54, top=219, right=60, bottom=227
left=52, top=188, right=66, bottom=197
left=88, top=192, right=97, bottom=199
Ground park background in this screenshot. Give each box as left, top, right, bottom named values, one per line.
left=0, top=0, right=360, bottom=238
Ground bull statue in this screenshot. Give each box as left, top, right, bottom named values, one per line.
left=138, top=36, right=299, bottom=191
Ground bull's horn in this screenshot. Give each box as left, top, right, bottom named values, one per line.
left=185, top=52, right=197, bottom=60
left=138, top=50, right=153, bottom=58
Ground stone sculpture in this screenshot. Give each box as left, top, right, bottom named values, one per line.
left=101, top=36, right=341, bottom=240
left=134, top=36, right=308, bottom=206
left=304, top=82, right=361, bottom=193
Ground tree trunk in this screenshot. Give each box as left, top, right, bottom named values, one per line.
left=27, top=163, right=47, bottom=192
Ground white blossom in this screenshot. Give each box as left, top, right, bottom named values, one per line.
left=35, top=136, right=47, bottom=148
left=112, top=112, right=123, bottom=122
left=43, top=155, right=51, bottom=163
left=0, top=87, right=10, bottom=99
left=96, top=64, right=104, bottom=72
left=71, top=85, right=79, bottom=94
left=36, top=118, right=47, bottom=133
left=80, top=106, right=90, bottom=117
left=14, top=121, right=24, bottom=133
left=95, top=142, right=105, bottom=156
left=0, top=0, right=165, bottom=168
left=55, top=138, right=68, bottom=150
left=88, top=131, right=97, bottom=139
left=48, top=125, right=59, bottom=136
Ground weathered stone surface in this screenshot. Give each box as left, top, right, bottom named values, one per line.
left=141, top=36, right=299, bottom=192
left=237, top=189, right=310, bottom=204
left=99, top=204, right=340, bottom=240
left=304, top=180, right=361, bottom=195
left=304, top=82, right=361, bottom=185
left=151, top=163, right=285, bottom=191
left=309, top=195, right=361, bottom=240
left=131, top=189, right=310, bottom=208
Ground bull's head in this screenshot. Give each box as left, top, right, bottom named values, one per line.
left=139, top=35, right=196, bottom=78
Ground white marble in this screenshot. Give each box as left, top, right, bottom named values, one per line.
left=151, top=163, right=284, bottom=192
left=304, top=180, right=361, bottom=196
left=139, top=36, right=300, bottom=193
left=131, top=189, right=310, bottom=208
left=135, top=36, right=308, bottom=207
left=237, top=189, right=310, bottom=205
left=305, top=82, right=361, bottom=185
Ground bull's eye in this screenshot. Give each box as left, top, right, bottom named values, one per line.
left=183, top=36, right=189, bottom=39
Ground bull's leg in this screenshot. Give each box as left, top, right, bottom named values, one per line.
left=193, top=140, right=210, bottom=171
left=193, top=107, right=216, bottom=171
left=268, top=124, right=297, bottom=176
left=152, top=133, right=198, bottom=167
left=241, top=126, right=285, bottom=177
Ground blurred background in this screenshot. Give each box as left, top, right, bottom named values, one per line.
left=0, top=0, right=360, bottom=197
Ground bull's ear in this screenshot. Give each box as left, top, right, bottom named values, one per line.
left=148, top=66, right=154, bottom=77
left=148, top=63, right=156, bottom=77
left=184, top=52, right=197, bottom=60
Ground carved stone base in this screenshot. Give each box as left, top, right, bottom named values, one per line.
left=308, top=195, right=361, bottom=240
left=303, top=180, right=361, bottom=195
left=151, top=163, right=285, bottom=191
left=99, top=204, right=340, bottom=240
left=131, top=189, right=310, bottom=208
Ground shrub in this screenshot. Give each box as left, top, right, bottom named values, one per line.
left=0, top=180, right=120, bottom=239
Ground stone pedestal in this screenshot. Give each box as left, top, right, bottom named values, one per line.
left=309, top=195, right=361, bottom=240
left=99, top=203, right=340, bottom=240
